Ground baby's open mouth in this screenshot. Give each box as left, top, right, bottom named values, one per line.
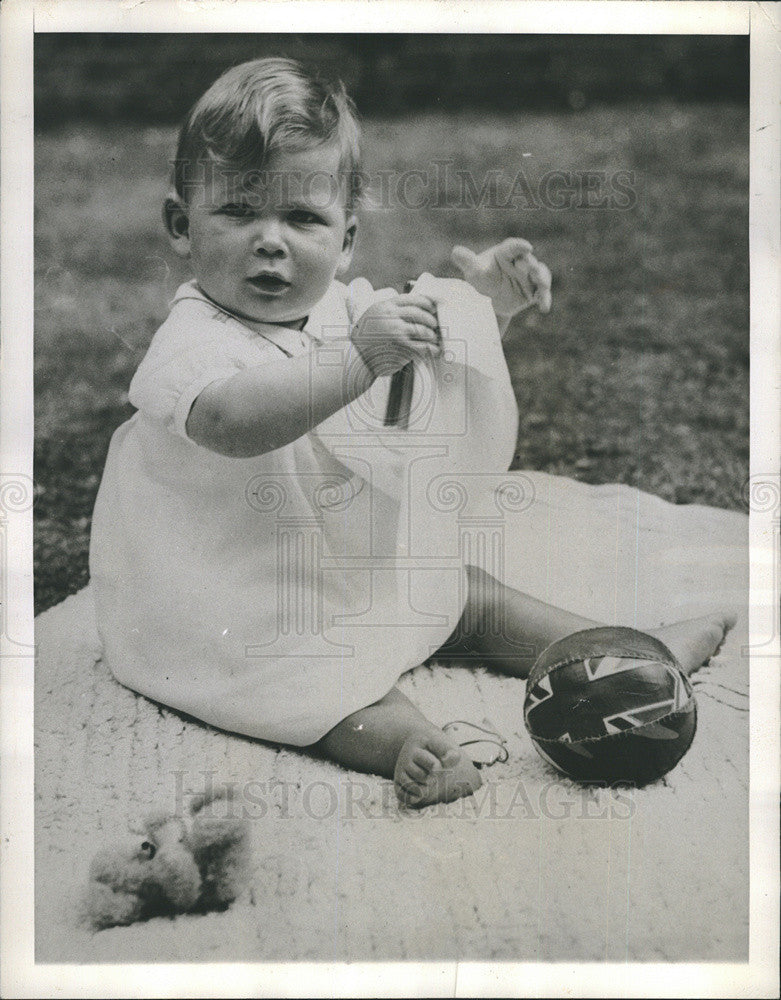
left=247, top=274, right=291, bottom=294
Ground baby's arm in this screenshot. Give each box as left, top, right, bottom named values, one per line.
left=187, top=350, right=371, bottom=457
left=186, top=294, right=440, bottom=458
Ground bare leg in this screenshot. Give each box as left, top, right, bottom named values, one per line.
left=314, top=686, right=482, bottom=808
left=436, top=565, right=597, bottom=676
left=437, top=564, right=736, bottom=678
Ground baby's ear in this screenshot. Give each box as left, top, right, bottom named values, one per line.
left=337, top=214, right=358, bottom=275
left=163, top=194, right=191, bottom=258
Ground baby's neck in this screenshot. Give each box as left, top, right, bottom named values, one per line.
left=243, top=313, right=308, bottom=334
left=195, top=283, right=308, bottom=332
left=269, top=315, right=308, bottom=331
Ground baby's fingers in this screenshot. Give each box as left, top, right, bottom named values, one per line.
left=494, top=237, right=534, bottom=263
left=396, top=292, right=438, bottom=315
left=399, top=304, right=440, bottom=334
left=527, top=257, right=552, bottom=313
left=406, top=325, right=442, bottom=353
left=502, top=254, right=535, bottom=303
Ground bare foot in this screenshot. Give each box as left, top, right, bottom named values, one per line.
left=394, top=729, right=482, bottom=808
left=649, top=612, right=737, bottom=675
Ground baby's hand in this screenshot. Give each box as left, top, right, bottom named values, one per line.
left=348, top=293, right=441, bottom=379
left=451, top=238, right=552, bottom=318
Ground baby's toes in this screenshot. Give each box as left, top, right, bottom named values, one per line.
left=394, top=738, right=444, bottom=806
left=421, top=731, right=462, bottom=768
left=395, top=773, right=426, bottom=805
left=406, top=747, right=441, bottom=783
left=394, top=732, right=482, bottom=808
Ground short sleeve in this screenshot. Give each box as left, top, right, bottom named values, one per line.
left=129, top=296, right=262, bottom=440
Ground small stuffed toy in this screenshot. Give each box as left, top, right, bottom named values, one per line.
left=85, top=790, right=250, bottom=930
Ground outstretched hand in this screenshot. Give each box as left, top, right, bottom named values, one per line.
left=451, top=238, right=552, bottom=318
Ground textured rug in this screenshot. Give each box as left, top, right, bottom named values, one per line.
left=35, top=475, right=749, bottom=962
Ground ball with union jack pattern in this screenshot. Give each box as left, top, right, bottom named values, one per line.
left=523, top=627, right=697, bottom=785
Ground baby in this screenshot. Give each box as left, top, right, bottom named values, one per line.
left=90, top=58, right=733, bottom=808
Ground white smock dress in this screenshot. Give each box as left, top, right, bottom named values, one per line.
left=89, top=274, right=519, bottom=745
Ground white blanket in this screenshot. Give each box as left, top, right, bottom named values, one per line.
left=35, top=472, right=748, bottom=962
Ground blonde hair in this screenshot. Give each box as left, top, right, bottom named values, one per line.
left=173, top=57, right=363, bottom=208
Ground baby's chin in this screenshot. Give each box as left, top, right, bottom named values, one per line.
left=239, top=288, right=324, bottom=329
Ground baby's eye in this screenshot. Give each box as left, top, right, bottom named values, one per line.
left=219, top=203, right=254, bottom=218
left=288, top=209, right=323, bottom=226
left=140, top=840, right=157, bottom=860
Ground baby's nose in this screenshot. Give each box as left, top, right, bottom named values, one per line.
left=252, top=220, right=286, bottom=256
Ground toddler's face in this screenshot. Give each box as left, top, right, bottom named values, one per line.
left=167, top=145, right=356, bottom=328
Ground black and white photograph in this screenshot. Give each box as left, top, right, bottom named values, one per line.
left=1, top=1, right=778, bottom=996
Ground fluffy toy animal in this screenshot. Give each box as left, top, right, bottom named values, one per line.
left=85, top=791, right=250, bottom=930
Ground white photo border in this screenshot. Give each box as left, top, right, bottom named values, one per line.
left=2, top=1, right=778, bottom=997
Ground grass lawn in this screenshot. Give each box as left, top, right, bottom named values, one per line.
left=33, top=102, right=748, bottom=614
